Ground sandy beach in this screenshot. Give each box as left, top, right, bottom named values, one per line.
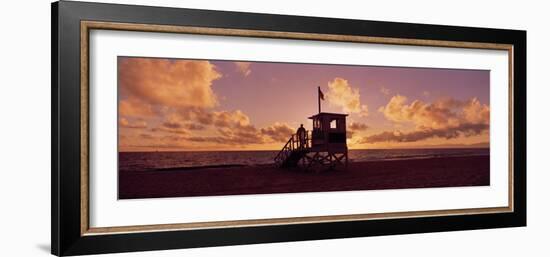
left=118, top=155, right=489, bottom=199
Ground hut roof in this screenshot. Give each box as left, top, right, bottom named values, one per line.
left=308, top=112, right=348, bottom=119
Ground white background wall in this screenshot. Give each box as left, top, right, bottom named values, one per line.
left=0, top=0, right=548, bottom=256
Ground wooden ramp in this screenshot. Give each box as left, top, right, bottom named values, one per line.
left=280, top=149, right=309, bottom=168
left=274, top=133, right=310, bottom=168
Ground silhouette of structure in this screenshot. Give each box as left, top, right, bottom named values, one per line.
left=275, top=112, right=349, bottom=170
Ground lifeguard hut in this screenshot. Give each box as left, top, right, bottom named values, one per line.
left=274, top=87, right=349, bottom=170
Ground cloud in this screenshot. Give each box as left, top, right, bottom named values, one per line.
left=260, top=122, right=295, bottom=142
left=186, top=124, right=264, bottom=146
left=184, top=123, right=205, bottom=130
left=149, top=107, right=270, bottom=146
left=118, top=57, right=222, bottom=116
left=378, top=95, right=484, bottom=130
left=149, top=113, right=212, bottom=135
left=380, top=86, right=391, bottom=96
left=234, top=62, right=252, bottom=77
left=365, top=96, right=490, bottom=143
left=151, top=127, right=189, bottom=135
left=348, top=122, right=369, bottom=131
left=184, top=136, right=228, bottom=144
left=161, top=121, right=182, bottom=129
left=346, top=122, right=369, bottom=139
left=186, top=109, right=251, bottom=128
left=160, top=114, right=205, bottom=131
left=139, top=133, right=154, bottom=140
left=119, top=98, right=156, bottom=117
left=226, top=124, right=265, bottom=144
left=462, top=98, right=490, bottom=125
left=180, top=121, right=295, bottom=146
left=161, top=109, right=298, bottom=146
left=138, top=104, right=253, bottom=140
left=326, top=78, right=368, bottom=116
left=119, top=117, right=148, bottom=129
left=212, top=110, right=251, bottom=127
left=362, top=123, right=489, bottom=143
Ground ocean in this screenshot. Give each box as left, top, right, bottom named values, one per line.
left=119, top=148, right=489, bottom=172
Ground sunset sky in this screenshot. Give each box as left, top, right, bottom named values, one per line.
left=118, top=57, right=490, bottom=152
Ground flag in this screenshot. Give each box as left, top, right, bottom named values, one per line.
left=318, top=87, right=324, bottom=100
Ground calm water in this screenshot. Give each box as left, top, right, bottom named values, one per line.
left=119, top=148, right=489, bottom=172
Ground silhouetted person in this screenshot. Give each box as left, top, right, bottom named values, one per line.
left=297, top=124, right=306, bottom=149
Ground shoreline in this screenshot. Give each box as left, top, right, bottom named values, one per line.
left=119, top=155, right=490, bottom=199
left=118, top=147, right=490, bottom=153
left=153, top=164, right=247, bottom=171
left=140, top=154, right=490, bottom=172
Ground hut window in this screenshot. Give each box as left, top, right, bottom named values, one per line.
left=314, top=119, right=320, bottom=129
left=330, top=119, right=337, bottom=129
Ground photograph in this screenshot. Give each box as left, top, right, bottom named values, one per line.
left=117, top=56, right=491, bottom=199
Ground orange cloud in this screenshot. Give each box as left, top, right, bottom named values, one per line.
left=118, top=57, right=222, bottom=115
left=158, top=109, right=267, bottom=146
left=366, top=96, right=490, bottom=143
left=184, top=123, right=205, bottom=130
left=380, top=86, right=391, bottom=96
left=151, top=127, right=189, bottom=135
left=147, top=112, right=212, bottom=136
left=462, top=98, right=490, bottom=125
left=139, top=133, right=154, bottom=140
left=119, top=117, right=148, bottom=129
left=160, top=113, right=205, bottom=131
left=348, top=122, right=369, bottom=131
left=172, top=120, right=295, bottom=147
left=186, top=109, right=251, bottom=128
left=362, top=123, right=488, bottom=143
left=212, top=110, right=251, bottom=127
left=326, top=78, right=368, bottom=116
left=260, top=122, right=294, bottom=142
left=119, top=98, right=155, bottom=117
left=186, top=124, right=264, bottom=146
left=378, top=95, right=488, bottom=129
left=234, top=62, right=252, bottom=77
left=346, top=122, right=369, bottom=139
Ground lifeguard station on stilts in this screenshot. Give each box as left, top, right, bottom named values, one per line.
left=274, top=87, right=349, bottom=171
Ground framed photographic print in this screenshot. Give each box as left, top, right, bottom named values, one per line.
left=51, top=1, right=526, bottom=256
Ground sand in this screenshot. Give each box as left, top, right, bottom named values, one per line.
left=118, top=155, right=489, bottom=199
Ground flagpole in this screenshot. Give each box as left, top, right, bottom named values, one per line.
left=318, top=86, right=321, bottom=114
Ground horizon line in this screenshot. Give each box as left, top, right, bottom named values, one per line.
left=118, top=146, right=490, bottom=153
